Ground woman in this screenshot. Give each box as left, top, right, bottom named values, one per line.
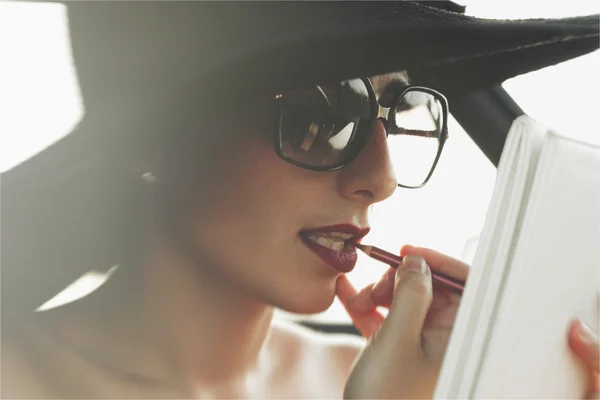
left=2, top=2, right=599, bottom=398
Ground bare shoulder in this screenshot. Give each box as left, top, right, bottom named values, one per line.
left=270, top=317, right=365, bottom=372
left=268, top=318, right=365, bottom=397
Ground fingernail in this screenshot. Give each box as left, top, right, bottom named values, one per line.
left=577, top=321, right=597, bottom=341
left=401, top=255, right=428, bottom=274
left=400, top=244, right=416, bottom=255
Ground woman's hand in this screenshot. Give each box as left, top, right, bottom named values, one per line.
left=338, top=244, right=600, bottom=399
left=336, top=245, right=469, bottom=399
left=568, top=318, right=599, bottom=399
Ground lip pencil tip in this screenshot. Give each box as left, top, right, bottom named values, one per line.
left=354, top=243, right=370, bottom=254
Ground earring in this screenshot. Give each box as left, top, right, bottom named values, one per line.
left=141, top=172, right=156, bottom=184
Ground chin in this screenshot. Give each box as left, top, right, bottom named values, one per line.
left=268, top=278, right=338, bottom=315
left=276, top=296, right=335, bottom=315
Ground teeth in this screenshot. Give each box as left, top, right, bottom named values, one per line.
left=313, top=237, right=345, bottom=252
left=331, top=232, right=354, bottom=239
left=308, top=232, right=353, bottom=239
left=306, top=232, right=353, bottom=252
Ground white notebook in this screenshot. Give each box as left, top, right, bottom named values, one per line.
left=435, top=115, right=600, bottom=399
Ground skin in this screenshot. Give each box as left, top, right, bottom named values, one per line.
left=2, top=73, right=598, bottom=399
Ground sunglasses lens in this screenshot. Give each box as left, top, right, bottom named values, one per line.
left=277, top=79, right=371, bottom=167
left=387, top=89, right=445, bottom=188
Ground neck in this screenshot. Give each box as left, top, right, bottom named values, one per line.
left=148, top=244, right=275, bottom=384
left=85, top=238, right=275, bottom=391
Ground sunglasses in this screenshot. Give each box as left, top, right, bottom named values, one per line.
left=272, top=77, right=449, bottom=188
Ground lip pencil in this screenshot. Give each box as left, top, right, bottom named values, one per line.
left=355, top=243, right=465, bottom=294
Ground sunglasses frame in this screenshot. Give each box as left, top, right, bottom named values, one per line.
left=272, top=77, right=449, bottom=189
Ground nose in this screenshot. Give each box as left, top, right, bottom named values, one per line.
left=336, top=119, right=398, bottom=204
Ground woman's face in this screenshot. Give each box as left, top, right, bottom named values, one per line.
left=168, top=73, right=408, bottom=314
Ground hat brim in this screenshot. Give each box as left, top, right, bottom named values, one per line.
left=3, top=3, right=598, bottom=187
left=2, top=1, right=598, bottom=314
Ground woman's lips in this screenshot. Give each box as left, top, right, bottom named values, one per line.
left=298, top=225, right=370, bottom=273
left=299, top=234, right=358, bottom=273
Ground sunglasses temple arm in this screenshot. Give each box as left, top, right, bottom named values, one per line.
left=393, top=128, right=438, bottom=138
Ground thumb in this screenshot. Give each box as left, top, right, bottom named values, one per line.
left=377, top=255, right=433, bottom=352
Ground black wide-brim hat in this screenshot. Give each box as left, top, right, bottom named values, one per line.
left=2, top=1, right=598, bottom=314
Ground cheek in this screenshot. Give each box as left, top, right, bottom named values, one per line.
left=187, top=134, right=300, bottom=263
left=182, top=132, right=340, bottom=309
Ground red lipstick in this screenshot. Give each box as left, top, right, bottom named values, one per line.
left=300, top=224, right=370, bottom=273
left=355, top=244, right=465, bottom=294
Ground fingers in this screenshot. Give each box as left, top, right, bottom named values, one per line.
left=351, top=245, right=462, bottom=311
left=335, top=273, right=358, bottom=301
left=568, top=319, right=599, bottom=399
left=337, top=267, right=395, bottom=312
left=336, top=244, right=463, bottom=340
left=569, top=319, right=599, bottom=372
left=348, top=283, right=378, bottom=314
left=370, top=267, right=396, bottom=308
left=377, top=255, right=433, bottom=351
left=401, top=245, right=470, bottom=281
left=336, top=275, right=385, bottom=338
